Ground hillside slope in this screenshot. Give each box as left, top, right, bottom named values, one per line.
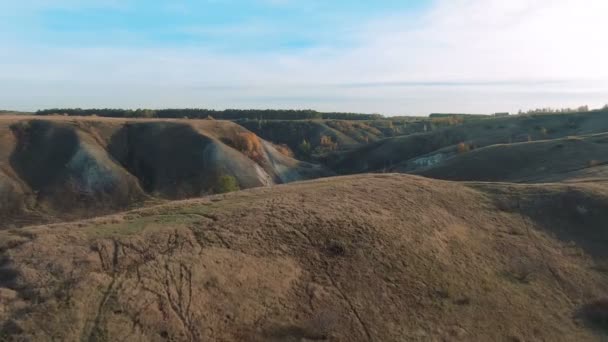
left=0, top=116, right=328, bottom=227
left=410, top=133, right=608, bottom=183
left=329, top=111, right=608, bottom=174
left=1, top=174, right=607, bottom=341
left=239, top=118, right=450, bottom=159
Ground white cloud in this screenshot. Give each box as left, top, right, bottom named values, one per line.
left=284, top=0, right=608, bottom=83
left=1, top=0, right=607, bottom=114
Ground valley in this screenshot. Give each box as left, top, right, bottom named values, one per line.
left=1, top=110, right=608, bottom=341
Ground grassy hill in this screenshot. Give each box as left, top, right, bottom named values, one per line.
left=410, top=133, right=608, bottom=183
left=328, top=111, right=608, bottom=174
left=239, top=117, right=470, bottom=160
left=0, top=116, right=328, bottom=228
left=3, top=110, right=608, bottom=341
left=1, top=174, right=608, bottom=341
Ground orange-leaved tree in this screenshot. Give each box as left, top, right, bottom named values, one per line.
left=234, top=132, right=264, bottom=163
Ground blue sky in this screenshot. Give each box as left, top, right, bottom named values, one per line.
left=4, top=1, right=427, bottom=50
left=1, top=0, right=607, bottom=115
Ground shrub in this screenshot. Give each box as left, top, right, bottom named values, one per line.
left=319, top=135, right=338, bottom=151
left=233, top=132, right=264, bottom=163
left=325, top=240, right=346, bottom=257
left=215, top=175, right=240, bottom=194
left=506, top=258, right=539, bottom=283
left=299, top=139, right=312, bottom=155
left=275, top=144, right=294, bottom=158
left=431, top=116, right=464, bottom=126
left=457, top=142, right=471, bottom=154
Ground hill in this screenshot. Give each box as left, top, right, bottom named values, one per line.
left=239, top=117, right=469, bottom=160
left=328, top=111, right=608, bottom=174
left=34, top=108, right=481, bottom=161
left=409, top=133, right=608, bottom=183
left=1, top=174, right=608, bottom=341
left=0, top=116, right=328, bottom=228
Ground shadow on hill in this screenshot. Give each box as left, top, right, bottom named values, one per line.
left=330, top=111, right=608, bottom=174
left=576, top=299, right=608, bottom=334
left=107, top=121, right=275, bottom=199
left=475, top=183, right=608, bottom=260
left=108, top=122, right=221, bottom=198
left=8, top=120, right=145, bottom=218
left=10, top=120, right=79, bottom=190
left=413, top=133, right=608, bottom=183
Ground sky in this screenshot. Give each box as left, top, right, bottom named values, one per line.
left=1, top=0, right=607, bottom=115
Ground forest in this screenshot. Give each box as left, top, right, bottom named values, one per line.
left=35, top=108, right=384, bottom=120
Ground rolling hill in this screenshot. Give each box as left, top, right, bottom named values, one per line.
left=238, top=117, right=463, bottom=160
left=328, top=111, right=608, bottom=174
left=1, top=174, right=607, bottom=341
left=2, top=111, right=608, bottom=341
left=410, top=133, right=608, bottom=183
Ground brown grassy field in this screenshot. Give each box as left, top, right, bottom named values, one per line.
left=1, top=174, right=608, bottom=341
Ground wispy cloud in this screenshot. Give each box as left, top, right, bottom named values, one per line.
left=1, top=0, right=607, bottom=114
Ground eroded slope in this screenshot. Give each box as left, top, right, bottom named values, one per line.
left=0, top=116, right=328, bottom=227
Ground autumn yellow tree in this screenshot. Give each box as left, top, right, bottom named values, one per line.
left=320, top=135, right=338, bottom=151
left=457, top=142, right=471, bottom=154
left=234, top=132, right=264, bottom=162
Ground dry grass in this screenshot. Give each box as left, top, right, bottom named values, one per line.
left=1, top=174, right=607, bottom=341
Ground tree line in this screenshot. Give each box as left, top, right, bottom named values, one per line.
left=516, top=105, right=608, bottom=115
left=517, top=105, right=591, bottom=115
left=35, top=108, right=384, bottom=121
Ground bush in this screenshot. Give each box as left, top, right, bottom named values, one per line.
left=233, top=132, right=264, bottom=163
left=215, top=175, right=240, bottom=194
left=431, top=116, right=464, bottom=126
left=319, top=135, right=338, bottom=151
left=457, top=142, right=471, bottom=154
left=299, top=139, right=312, bottom=155
left=275, top=144, right=294, bottom=158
